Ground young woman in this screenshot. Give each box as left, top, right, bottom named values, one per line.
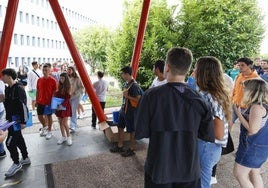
left=54, top=73, right=72, bottom=146
left=195, top=56, right=232, bottom=188
left=233, top=78, right=268, bottom=188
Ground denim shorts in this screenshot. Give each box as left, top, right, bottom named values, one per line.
left=235, top=138, right=268, bottom=168
left=117, top=110, right=135, bottom=133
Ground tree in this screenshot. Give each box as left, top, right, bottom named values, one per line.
left=177, top=0, right=265, bottom=70
left=73, top=26, right=111, bottom=73
left=107, top=0, right=178, bottom=89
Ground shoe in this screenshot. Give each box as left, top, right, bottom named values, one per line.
left=210, top=176, right=217, bottom=185
left=40, top=127, right=48, bottom=136
left=5, top=163, right=22, bottom=177
left=45, top=131, right=52, bottom=140
left=32, top=111, right=36, bottom=116
left=20, top=157, right=31, bottom=166
left=67, top=137, right=72, bottom=146
left=110, top=146, right=124, bottom=153
left=57, top=137, right=67, bottom=145
left=121, top=148, right=135, bottom=157
left=69, top=128, right=75, bottom=134
left=91, top=125, right=96, bottom=129
left=0, top=151, right=6, bottom=158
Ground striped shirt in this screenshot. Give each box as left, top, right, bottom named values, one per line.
left=200, top=91, right=228, bottom=147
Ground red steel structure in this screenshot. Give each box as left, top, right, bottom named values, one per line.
left=0, top=0, right=150, bottom=128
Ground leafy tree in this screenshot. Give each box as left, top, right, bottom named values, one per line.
left=107, top=0, right=178, bottom=89
left=177, top=0, right=265, bottom=70
left=73, top=26, right=111, bottom=73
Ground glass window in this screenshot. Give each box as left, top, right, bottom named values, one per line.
left=14, top=34, right=18, bottom=44
left=26, top=13, right=29, bottom=24
left=0, top=5, right=2, bottom=17
left=21, top=57, right=25, bottom=65
left=27, top=57, right=31, bottom=64
left=51, top=40, right=54, bottom=48
left=46, top=19, right=49, bottom=28
left=51, top=21, right=53, bottom=29
left=26, top=36, right=30, bottom=46
left=37, top=37, right=40, bottom=47
left=47, top=39, right=49, bottom=48
left=19, top=11, right=23, bottom=22
left=42, top=18, right=45, bottom=27
left=32, top=36, right=35, bottom=46
left=15, top=57, right=19, bottom=66
left=37, top=16, right=40, bottom=26
left=41, top=0, right=44, bottom=7
left=20, top=35, right=24, bottom=45
left=31, top=15, right=35, bottom=25
left=42, top=38, right=45, bottom=47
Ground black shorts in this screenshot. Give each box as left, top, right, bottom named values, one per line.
left=37, top=104, right=52, bottom=116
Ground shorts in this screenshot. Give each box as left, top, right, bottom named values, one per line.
left=117, top=110, right=135, bottom=133
left=37, top=104, right=53, bottom=116
left=28, top=89, right=36, bottom=100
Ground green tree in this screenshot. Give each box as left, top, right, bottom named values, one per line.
left=73, top=26, right=111, bottom=73
left=177, top=0, right=265, bottom=70
left=107, top=0, right=178, bottom=89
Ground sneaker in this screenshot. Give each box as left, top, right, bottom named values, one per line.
left=40, top=127, right=48, bottom=137
left=210, top=176, right=217, bottom=185
left=20, top=157, right=31, bottom=166
left=57, top=137, right=67, bottom=145
left=45, top=131, right=52, bottom=140
left=121, top=148, right=135, bottom=157
left=110, top=146, right=124, bottom=153
left=67, top=137, right=72, bottom=146
left=91, top=125, right=96, bottom=129
left=69, top=128, right=75, bottom=134
left=5, top=163, right=22, bottom=177
left=0, top=151, right=6, bottom=158
left=32, top=111, right=36, bottom=116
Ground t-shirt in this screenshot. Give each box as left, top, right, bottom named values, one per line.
left=93, top=79, right=108, bottom=102
left=150, top=77, right=167, bottom=88
left=135, top=82, right=214, bottom=184
left=36, top=76, right=57, bottom=105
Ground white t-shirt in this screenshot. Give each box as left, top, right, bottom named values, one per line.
left=150, top=77, right=167, bottom=88
left=93, top=79, right=108, bottom=102
left=27, top=69, right=42, bottom=91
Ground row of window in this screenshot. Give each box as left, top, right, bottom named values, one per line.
left=13, top=33, right=67, bottom=49
left=8, top=56, right=72, bottom=68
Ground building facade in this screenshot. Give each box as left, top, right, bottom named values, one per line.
left=0, top=0, right=95, bottom=69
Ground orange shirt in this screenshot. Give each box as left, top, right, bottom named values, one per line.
left=36, top=76, right=57, bottom=105
left=232, top=70, right=259, bottom=108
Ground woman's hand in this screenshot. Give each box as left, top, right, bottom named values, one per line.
left=233, top=105, right=241, bottom=116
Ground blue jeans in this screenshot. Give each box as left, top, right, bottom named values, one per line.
left=198, top=139, right=222, bottom=188
left=70, top=96, right=80, bottom=130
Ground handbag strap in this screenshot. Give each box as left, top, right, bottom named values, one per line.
left=32, top=70, right=40, bottom=78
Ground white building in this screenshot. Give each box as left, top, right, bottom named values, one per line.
left=0, top=0, right=96, bottom=69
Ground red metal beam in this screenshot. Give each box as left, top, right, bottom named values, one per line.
left=130, top=0, right=151, bottom=79
left=0, top=0, right=19, bottom=71
left=48, top=0, right=107, bottom=129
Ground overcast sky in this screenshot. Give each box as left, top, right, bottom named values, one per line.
left=61, top=0, right=267, bottom=54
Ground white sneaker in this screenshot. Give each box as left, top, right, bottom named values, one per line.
left=40, top=127, right=48, bottom=136
left=20, top=157, right=31, bottom=166
left=46, top=131, right=52, bottom=140
left=210, top=176, right=217, bottom=185
left=67, top=137, right=72, bottom=146
left=32, top=111, right=36, bottom=116
left=57, top=137, right=67, bottom=145
left=5, top=163, right=22, bottom=177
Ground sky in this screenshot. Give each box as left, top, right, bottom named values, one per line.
left=61, top=0, right=268, bottom=55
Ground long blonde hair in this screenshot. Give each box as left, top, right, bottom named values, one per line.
left=242, top=78, right=268, bottom=107
left=195, top=56, right=232, bottom=122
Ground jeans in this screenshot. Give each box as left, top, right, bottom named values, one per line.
left=70, top=96, right=80, bottom=130
left=198, top=139, right=222, bottom=188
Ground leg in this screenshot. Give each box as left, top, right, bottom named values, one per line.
left=32, top=100, right=36, bottom=112
left=62, top=117, right=70, bottom=137
left=233, top=162, right=254, bottom=188
left=250, top=168, right=263, bottom=188
left=0, top=142, right=5, bottom=153
left=16, top=131, right=29, bottom=160
left=6, top=132, right=20, bottom=164
left=91, top=106, right=97, bottom=127
left=212, top=164, right=217, bottom=177
left=58, top=117, right=66, bottom=138
left=46, top=115, right=53, bottom=131
left=117, top=128, right=124, bottom=148
left=70, top=97, right=80, bottom=130
left=129, top=132, right=135, bottom=151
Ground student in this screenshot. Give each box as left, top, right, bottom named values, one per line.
left=150, top=60, right=167, bottom=88
left=0, top=68, right=31, bottom=177
left=135, top=47, right=215, bottom=187
left=195, top=56, right=232, bottom=188
left=0, top=80, right=6, bottom=158
left=233, top=78, right=268, bottom=188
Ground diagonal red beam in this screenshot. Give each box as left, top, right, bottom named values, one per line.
left=48, top=0, right=107, bottom=129
left=0, top=0, right=20, bottom=71
left=130, top=0, right=151, bottom=79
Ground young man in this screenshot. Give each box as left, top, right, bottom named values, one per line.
left=150, top=60, right=167, bottom=88
left=36, top=64, right=57, bottom=139
left=135, top=47, right=215, bottom=187
left=0, top=68, right=31, bottom=177
left=110, top=66, right=143, bottom=157
left=92, top=71, right=108, bottom=128
left=27, top=61, right=42, bottom=115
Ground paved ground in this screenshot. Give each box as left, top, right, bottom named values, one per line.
left=0, top=103, right=268, bottom=187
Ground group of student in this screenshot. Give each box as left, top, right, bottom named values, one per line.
left=107, top=47, right=268, bottom=188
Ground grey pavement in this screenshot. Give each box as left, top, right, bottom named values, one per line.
left=0, top=103, right=268, bottom=187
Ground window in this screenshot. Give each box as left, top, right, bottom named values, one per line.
left=37, top=16, right=40, bottom=26
left=42, top=18, right=45, bottom=27
left=51, top=21, right=53, bottom=29
left=20, top=35, right=24, bottom=45
left=31, top=15, right=35, bottom=25
left=19, top=11, right=23, bottom=22
left=15, top=57, right=19, bottom=66
left=47, top=39, right=50, bottom=48
left=14, top=34, right=18, bottom=44
left=51, top=40, right=54, bottom=48
left=55, top=40, right=58, bottom=48
left=38, top=57, right=41, bottom=63
left=46, top=19, right=49, bottom=28
left=43, top=58, right=46, bottom=63
left=0, top=5, right=2, bottom=17
left=26, top=36, right=30, bottom=46
left=42, top=38, right=45, bottom=47
left=27, top=57, right=31, bottom=64
left=41, top=0, right=45, bottom=7
left=59, top=41, right=62, bottom=49
left=26, top=13, right=29, bottom=24
left=21, top=57, right=25, bottom=64
left=37, top=37, right=40, bottom=47
left=32, top=36, right=35, bottom=46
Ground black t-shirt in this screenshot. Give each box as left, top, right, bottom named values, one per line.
left=135, top=82, right=214, bottom=184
